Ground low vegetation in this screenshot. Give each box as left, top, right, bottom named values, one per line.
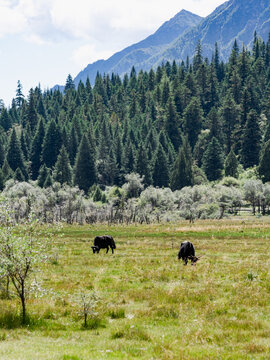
left=1, top=218, right=270, bottom=359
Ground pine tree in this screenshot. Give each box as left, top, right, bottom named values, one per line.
left=15, top=80, right=24, bottom=108
left=30, top=118, right=45, bottom=180
left=37, top=164, right=49, bottom=188
left=0, top=168, right=4, bottom=190
left=53, top=145, right=72, bottom=185
left=6, top=128, right=28, bottom=179
left=258, top=140, right=270, bottom=182
left=27, top=89, right=38, bottom=132
left=171, top=137, right=194, bottom=190
left=193, top=40, right=203, bottom=72
left=202, top=137, right=224, bottom=181
left=43, top=173, right=53, bottom=188
left=241, top=110, right=261, bottom=168
left=183, top=97, right=203, bottom=150
left=1, top=159, right=13, bottom=180
left=20, top=130, right=29, bottom=161
left=152, top=144, right=169, bottom=187
left=42, top=119, right=62, bottom=169
left=64, top=74, right=75, bottom=93
left=14, top=168, right=25, bottom=182
left=74, top=134, right=97, bottom=193
left=0, top=108, right=12, bottom=131
left=0, top=139, right=4, bottom=167
left=165, top=98, right=181, bottom=150
left=123, top=143, right=135, bottom=174
left=224, top=149, right=239, bottom=178
left=220, top=93, right=240, bottom=154
left=135, top=143, right=152, bottom=186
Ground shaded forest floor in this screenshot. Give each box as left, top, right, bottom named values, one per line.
left=1, top=217, right=270, bottom=359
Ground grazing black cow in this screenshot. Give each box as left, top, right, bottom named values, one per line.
left=91, top=235, right=116, bottom=254
left=178, top=241, right=200, bottom=265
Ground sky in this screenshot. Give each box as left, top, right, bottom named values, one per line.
left=0, top=0, right=225, bottom=106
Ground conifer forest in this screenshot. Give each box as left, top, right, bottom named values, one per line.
left=0, top=35, right=270, bottom=222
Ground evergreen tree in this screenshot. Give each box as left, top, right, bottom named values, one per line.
left=37, top=164, right=49, bottom=188
left=0, top=140, right=4, bottom=167
left=64, top=74, right=75, bottom=93
left=220, top=93, right=240, bottom=154
left=68, top=126, right=79, bottom=166
left=20, top=130, right=29, bottom=161
left=193, top=40, right=203, bottom=72
left=15, top=80, right=24, bottom=108
left=27, top=89, right=38, bottom=132
left=258, top=139, right=270, bottom=182
left=135, top=143, right=152, bottom=186
left=171, top=137, right=194, bottom=190
left=0, top=168, right=4, bottom=190
left=14, top=167, right=25, bottom=182
left=152, top=144, right=169, bottom=187
left=202, top=137, right=224, bottom=181
left=6, top=128, right=27, bottom=179
left=224, top=149, right=239, bottom=178
left=183, top=97, right=203, bottom=150
left=53, top=145, right=72, bottom=185
left=0, top=108, right=12, bottom=131
left=43, top=173, right=53, bottom=188
left=1, top=159, right=13, bottom=180
left=123, top=143, right=135, bottom=174
left=165, top=98, right=181, bottom=150
left=74, top=134, right=97, bottom=193
left=30, top=118, right=45, bottom=180
left=42, top=119, right=62, bottom=168
left=241, top=110, right=261, bottom=168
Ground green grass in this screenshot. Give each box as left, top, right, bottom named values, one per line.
left=1, top=218, right=270, bottom=359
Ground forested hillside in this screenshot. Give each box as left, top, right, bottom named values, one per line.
left=0, top=34, right=270, bottom=195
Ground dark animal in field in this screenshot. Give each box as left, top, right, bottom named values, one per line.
left=178, top=241, right=200, bottom=265
left=91, top=235, right=116, bottom=254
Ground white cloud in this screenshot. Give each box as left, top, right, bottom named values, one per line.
left=0, top=2, right=26, bottom=37
left=72, top=44, right=113, bottom=67
left=0, top=0, right=225, bottom=42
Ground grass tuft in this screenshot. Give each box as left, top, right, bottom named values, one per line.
left=108, top=308, right=125, bottom=319
left=112, top=325, right=151, bottom=341
left=83, top=317, right=105, bottom=330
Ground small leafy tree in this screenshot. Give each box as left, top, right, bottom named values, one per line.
left=0, top=203, right=53, bottom=324
left=74, top=291, right=99, bottom=328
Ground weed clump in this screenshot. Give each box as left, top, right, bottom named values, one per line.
left=111, top=325, right=151, bottom=341
left=108, top=308, right=125, bottom=319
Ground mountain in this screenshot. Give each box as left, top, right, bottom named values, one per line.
left=148, top=0, right=270, bottom=67
left=56, top=0, right=270, bottom=90
left=72, top=10, right=202, bottom=86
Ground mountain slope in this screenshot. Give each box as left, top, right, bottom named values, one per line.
left=147, top=0, right=270, bottom=67
left=73, top=10, right=202, bottom=85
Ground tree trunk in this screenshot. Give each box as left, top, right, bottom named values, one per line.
left=20, top=282, right=26, bottom=324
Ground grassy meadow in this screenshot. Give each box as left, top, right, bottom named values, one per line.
left=1, top=218, right=270, bottom=359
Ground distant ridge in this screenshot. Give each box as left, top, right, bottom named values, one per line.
left=150, top=0, right=270, bottom=67
left=55, top=0, right=270, bottom=90
left=53, top=10, right=202, bottom=90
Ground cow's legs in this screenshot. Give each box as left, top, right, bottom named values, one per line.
left=111, top=246, right=114, bottom=254
left=106, top=247, right=109, bottom=253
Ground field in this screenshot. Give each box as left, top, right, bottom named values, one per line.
left=1, top=218, right=270, bottom=359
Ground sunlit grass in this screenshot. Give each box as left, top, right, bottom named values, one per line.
left=0, top=218, right=270, bottom=359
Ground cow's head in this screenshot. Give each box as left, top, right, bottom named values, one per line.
left=188, top=255, right=201, bottom=264
left=91, top=246, right=99, bottom=253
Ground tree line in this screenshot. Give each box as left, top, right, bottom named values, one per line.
left=0, top=32, right=270, bottom=193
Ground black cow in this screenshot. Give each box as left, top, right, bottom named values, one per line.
left=91, top=235, right=116, bottom=254
left=178, top=241, right=200, bottom=265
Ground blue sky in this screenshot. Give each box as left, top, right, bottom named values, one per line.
left=0, top=0, right=225, bottom=106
